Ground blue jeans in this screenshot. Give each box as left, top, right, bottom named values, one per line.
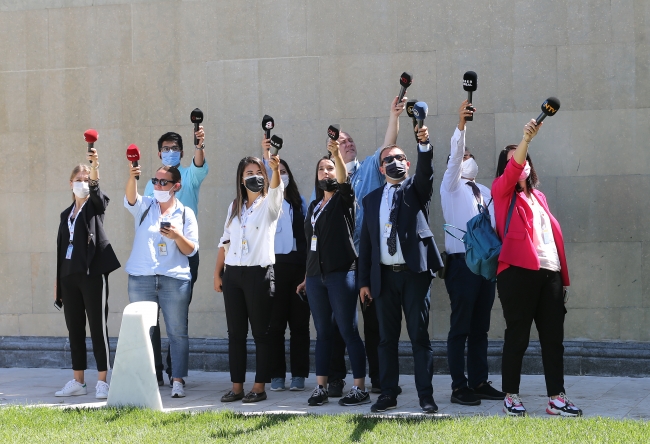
left=444, top=256, right=496, bottom=390
left=306, top=271, right=367, bottom=379
left=128, top=274, right=191, bottom=379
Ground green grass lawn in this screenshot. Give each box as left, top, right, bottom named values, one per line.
left=1, top=406, right=648, bottom=443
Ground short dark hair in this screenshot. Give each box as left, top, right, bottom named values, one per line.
left=495, top=145, right=539, bottom=191
left=157, top=132, right=183, bottom=152
left=379, top=144, right=406, bottom=163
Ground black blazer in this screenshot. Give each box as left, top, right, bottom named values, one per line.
left=56, top=182, right=121, bottom=306
left=304, top=182, right=357, bottom=276
left=358, top=146, right=443, bottom=299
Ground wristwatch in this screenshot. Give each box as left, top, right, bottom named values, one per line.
left=196, top=143, right=205, bottom=150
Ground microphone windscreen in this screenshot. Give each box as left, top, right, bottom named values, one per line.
left=84, top=129, right=98, bottom=143
left=541, top=97, right=560, bottom=116
left=463, top=71, right=477, bottom=92
left=413, top=102, right=428, bottom=119
left=400, top=72, right=413, bottom=88
left=327, top=124, right=340, bottom=141
left=190, top=108, right=203, bottom=124
left=126, top=144, right=140, bottom=161
left=406, top=99, right=418, bottom=118
left=270, top=135, right=283, bottom=150
left=262, top=114, right=274, bottom=131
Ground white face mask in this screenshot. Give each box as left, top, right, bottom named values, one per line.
left=280, top=174, right=290, bottom=188
left=72, top=181, right=89, bottom=198
left=460, top=157, right=479, bottom=180
left=345, top=159, right=359, bottom=174
left=153, top=189, right=174, bottom=203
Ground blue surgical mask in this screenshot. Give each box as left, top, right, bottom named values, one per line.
left=161, top=151, right=181, bottom=167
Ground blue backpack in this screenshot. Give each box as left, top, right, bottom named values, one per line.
left=444, top=192, right=516, bottom=281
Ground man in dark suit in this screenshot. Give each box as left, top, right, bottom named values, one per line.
left=358, top=124, right=443, bottom=414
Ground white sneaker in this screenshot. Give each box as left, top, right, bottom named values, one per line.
left=95, top=381, right=110, bottom=399
left=55, top=379, right=87, bottom=397
left=171, top=381, right=185, bottom=398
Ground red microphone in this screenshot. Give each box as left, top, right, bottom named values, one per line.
left=126, top=144, right=141, bottom=181
left=84, top=129, right=98, bottom=163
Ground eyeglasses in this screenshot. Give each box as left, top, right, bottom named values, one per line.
left=151, top=178, right=177, bottom=186
left=381, top=154, right=407, bottom=165
left=160, top=145, right=181, bottom=153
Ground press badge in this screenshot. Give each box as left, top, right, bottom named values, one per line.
left=158, top=242, right=168, bottom=256
left=383, top=223, right=392, bottom=238
left=65, top=244, right=73, bottom=259
left=311, top=236, right=317, bottom=251
left=242, top=239, right=249, bottom=255
left=542, top=227, right=552, bottom=244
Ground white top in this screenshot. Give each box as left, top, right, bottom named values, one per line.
left=440, top=127, right=495, bottom=254
left=529, top=194, right=561, bottom=272
left=218, top=181, right=284, bottom=267
left=379, top=183, right=406, bottom=265
left=124, top=195, right=199, bottom=281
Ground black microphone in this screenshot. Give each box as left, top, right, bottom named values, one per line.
left=190, top=108, right=203, bottom=146
left=406, top=99, right=420, bottom=143
left=398, top=72, right=413, bottom=103
left=270, top=135, right=283, bottom=156
left=463, top=71, right=477, bottom=121
left=535, top=97, right=560, bottom=125
left=327, top=124, right=340, bottom=141
left=262, top=115, right=274, bottom=140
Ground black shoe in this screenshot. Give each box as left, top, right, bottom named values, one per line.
left=308, top=385, right=329, bottom=406
left=338, top=387, right=371, bottom=406
left=169, top=377, right=185, bottom=388
left=420, top=396, right=438, bottom=414
left=370, top=394, right=397, bottom=412
left=242, top=391, right=267, bottom=403
left=157, top=379, right=164, bottom=387
left=220, top=390, right=244, bottom=402
left=327, top=379, right=346, bottom=398
left=450, top=386, right=481, bottom=406
left=472, top=381, right=505, bottom=400
left=371, top=385, right=403, bottom=396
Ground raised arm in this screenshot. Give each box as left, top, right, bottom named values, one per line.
left=125, top=162, right=141, bottom=206
left=383, top=96, right=407, bottom=148
left=328, top=140, right=347, bottom=184
left=441, top=100, right=473, bottom=193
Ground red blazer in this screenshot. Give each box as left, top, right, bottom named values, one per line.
left=491, top=157, right=570, bottom=286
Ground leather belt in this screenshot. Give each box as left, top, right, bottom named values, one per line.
left=448, top=253, right=465, bottom=261
left=381, top=264, right=409, bottom=272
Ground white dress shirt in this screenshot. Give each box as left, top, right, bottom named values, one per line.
left=124, top=195, right=199, bottom=281
left=440, top=127, right=496, bottom=254
left=218, top=181, right=284, bottom=267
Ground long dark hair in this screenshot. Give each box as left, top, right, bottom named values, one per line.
left=495, top=145, right=539, bottom=192
left=314, top=156, right=335, bottom=203
left=279, top=159, right=302, bottom=212
left=227, top=156, right=269, bottom=227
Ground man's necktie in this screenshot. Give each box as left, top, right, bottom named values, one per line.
left=387, top=184, right=400, bottom=256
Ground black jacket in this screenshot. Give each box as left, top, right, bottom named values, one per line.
left=56, top=182, right=121, bottom=306
left=358, top=145, right=443, bottom=298
left=304, top=182, right=357, bottom=276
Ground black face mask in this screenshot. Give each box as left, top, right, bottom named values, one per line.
left=317, top=178, right=339, bottom=192
left=244, top=175, right=265, bottom=193
left=385, top=160, right=407, bottom=180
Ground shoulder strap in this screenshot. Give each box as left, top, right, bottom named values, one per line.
left=503, top=191, right=517, bottom=237
left=443, top=224, right=466, bottom=242
left=139, top=201, right=154, bottom=226
left=182, top=208, right=185, bottom=226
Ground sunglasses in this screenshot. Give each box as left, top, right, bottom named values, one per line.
left=151, top=178, right=177, bottom=186
left=381, top=154, right=407, bottom=165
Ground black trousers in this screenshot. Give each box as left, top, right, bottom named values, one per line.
left=497, top=266, right=566, bottom=397
left=222, top=265, right=275, bottom=383
left=329, top=301, right=380, bottom=386
left=268, top=262, right=311, bottom=379
left=60, top=272, right=110, bottom=372
left=152, top=251, right=199, bottom=380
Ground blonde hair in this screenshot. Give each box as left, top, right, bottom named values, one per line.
left=69, top=164, right=91, bottom=201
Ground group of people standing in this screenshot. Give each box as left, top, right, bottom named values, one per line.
left=53, top=94, right=582, bottom=417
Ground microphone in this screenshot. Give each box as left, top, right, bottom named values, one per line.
left=84, top=129, right=98, bottom=164
left=126, top=144, right=141, bottom=181
left=412, top=102, right=428, bottom=130
left=190, top=108, right=203, bottom=146
left=327, top=124, right=340, bottom=141
left=397, top=72, right=413, bottom=103
left=463, top=71, right=477, bottom=121
left=406, top=99, right=420, bottom=143
left=270, top=135, right=283, bottom=156
left=262, top=115, right=274, bottom=140
left=535, top=97, right=560, bottom=125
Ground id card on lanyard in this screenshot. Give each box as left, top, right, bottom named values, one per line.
left=66, top=201, right=87, bottom=260
left=310, top=198, right=330, bottom=251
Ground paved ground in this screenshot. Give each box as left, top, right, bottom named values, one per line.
left=1, top=368, right=649, bottom=419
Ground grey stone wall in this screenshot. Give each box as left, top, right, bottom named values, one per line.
left=0, top=0, right=647, bottom=342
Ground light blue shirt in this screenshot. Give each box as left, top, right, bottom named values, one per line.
left=124, top=195, right=199, bottom=281
left=310, top=147, right=385, bottom=250
left=274, top=197, right=308, bottom=254
left=144, top=157, right=209, bottom=216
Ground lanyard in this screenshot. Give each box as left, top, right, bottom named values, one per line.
left=383, top=184, right=400, bottom=212
left=67, top=201, right=87, bottom=244
left=310, top=197, right=331, bottom=229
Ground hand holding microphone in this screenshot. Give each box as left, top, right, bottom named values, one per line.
left=412, top=101, right=429, bottom=144
left=270, top=134, right=283, bottom=156
left=126, top=144, right=141, bottom=180
left=190, top=108, right=204, bottom=146
left=462, top=71, right=477, bottom=121
left=523, top=119, right=541, bottom=143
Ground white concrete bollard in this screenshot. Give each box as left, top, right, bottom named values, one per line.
left=107, top=301, right=163, bottom=410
